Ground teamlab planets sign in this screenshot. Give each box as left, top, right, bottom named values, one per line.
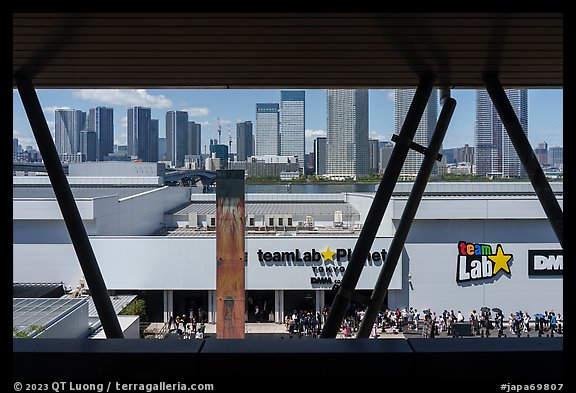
left=456, top=241, right=513, bottom=284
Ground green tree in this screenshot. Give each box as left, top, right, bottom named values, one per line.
left=13, top=324, right=44, bottom=338
left=120, top=299, right=147, bottom=317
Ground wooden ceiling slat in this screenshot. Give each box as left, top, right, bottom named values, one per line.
left=12, top=26, right=563, bottom=36
left=12, top=13, right=562, bottom=88
left=12, top=43, right=563, bottom=52
left=12, top=13, right=562, bottom=28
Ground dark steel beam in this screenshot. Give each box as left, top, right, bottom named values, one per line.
left=14, top=73, right=124, bottom=339
left=320, top=74, right=436, bottom=338
left=356, top=96, right=457, bottom=338
left=483, top=73, right=563, bottom=248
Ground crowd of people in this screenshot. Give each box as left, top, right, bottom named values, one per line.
left=283, top=306, right=563, bottom=339
left=168, top=304, right=562, bottom=339
left=168, top=309, right=207, bottom=339
left=284, top=309, right=323, bottom=337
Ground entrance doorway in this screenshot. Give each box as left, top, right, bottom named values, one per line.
left=284, top=290, right=316, bottom=316
left=173, top=290, right=208, bottom=323
left=246, top=290, right=275, bottom=322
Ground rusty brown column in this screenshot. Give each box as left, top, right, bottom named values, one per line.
left=216, top=170, right=246, bottom=338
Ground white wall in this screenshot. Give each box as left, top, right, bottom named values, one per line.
left=118, top=187, right=190, bottom=235
left=13, top=236, right=400, bottom=291
left=13, top=187, right=191, bottom=241
left=403, top=242, right=562, bottom=321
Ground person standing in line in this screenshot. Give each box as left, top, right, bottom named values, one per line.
left=550, top=312, right=557, bottom=333
left=175, top=315, right=181, bottom=334
left=457, top=311, right=464, bottom=323
left=523, top=313, right=530, bottom=332
left=509, top=313, right=515, bottom=334
left=181, top=314, right=188, bottom=336
left=437, top=313, right=444, bottom=334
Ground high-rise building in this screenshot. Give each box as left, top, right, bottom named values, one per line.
left=13, top=138, right=20, bottom=153
left=443, top=148, right=457, bottom=164
left=127, top=107, right=158, bottom=162
left=314, top=137, right=327, bottom=176
left=535, top=142, right=548, bottom=167
left=394, top=89, right=438, bottom=177
left=280, top=90, right=305, bottom=168
left=326, top=89, right=369, bottom=179
left=457, top=144, right=475, bottom=164
left=549, top=146, right=563, bottom=167
left=188, top=121, right=202, bottom=156
left=474, top=89, right=528, bottom=178
left=369, top=139, right=380, bottom=174
left=127, top=106, right=150, bottom=160
left=210, top=139, right=228, bottom=170
left=378, top=141, right=394, bottom=173
left=158, top=138, right=167, bottom=161
left=236, top=121, right=254, bottom=161
left=55, top=109, right=86, bottom=155
left=306, top=152, right=315, bottom=175
left=255, top=103, right=280, bottom=156
left=79, top=130, right=97, bottom=161
left=166, top=110, right=189, bottom=168
left=149, top=119, right=159, bottom=163
left=88, top=107, right=114, bottom=160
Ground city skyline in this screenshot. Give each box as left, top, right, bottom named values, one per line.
left=13, top=89, right=563, bottom=157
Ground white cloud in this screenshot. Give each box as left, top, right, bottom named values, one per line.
left=121, top=116, right=127, bottom=129
left=115, top=133, right=127, bottom=146
left=305, top=129, right=327, bottom=140
left=43, top=106, right=71, bottom=116
left=181, top=107, right=210, bottom=117
left=73, top=89, right=172, bottom=109
left=370, top=130, right=393, bottom=141
left=386, top=90, right=395, bottom=102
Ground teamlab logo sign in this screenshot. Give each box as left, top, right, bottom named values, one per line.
left=528, top=250, right=563, bottom=276
left=456, top=241, right=513, bottom=283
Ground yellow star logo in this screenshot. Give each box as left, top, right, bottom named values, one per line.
left=488, top=244, right=512, bottom=275
left=321, top=247, right=336, bottom=262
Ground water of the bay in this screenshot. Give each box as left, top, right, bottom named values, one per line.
left=245, top=183, right=378, bottom=193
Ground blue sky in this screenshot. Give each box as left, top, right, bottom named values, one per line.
left=13, top=88, right=563, bottom=153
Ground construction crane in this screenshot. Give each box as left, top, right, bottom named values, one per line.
left=217, top=117, right=222, bottom=145
left=228, top=123, right=232, bottom=151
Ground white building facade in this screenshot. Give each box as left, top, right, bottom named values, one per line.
left=13, top=182, right=563, bottom=326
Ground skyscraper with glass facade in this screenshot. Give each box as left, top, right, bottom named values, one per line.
left=280, top=90, right=305, bottom=168
left=127, top=106, right=158, bottom=162
left=188, top=121, right=202, bottom=156
left=474, top=89, right=528, bottom=178
left=326, top=89, right=369, bottom=179
left=166, top=110, right=189, bottom=168
left=394, top=89, right=438, bottom=177
left=255, top=103, right=280, bottom=156
left=88, top=106, right=114, bottom=161
left=55, top=109, right=86, bottom=155
left=236, top=121, right=253, bottom=161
